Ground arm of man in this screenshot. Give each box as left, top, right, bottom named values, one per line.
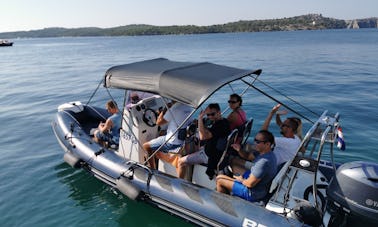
left=244, top=157, right=270, bottom=188
left=242, top=174, right=261, bottom=188
left=261, top=104, right=281, bottom=130
left=261, top=112, right=273, bottom=130
left=156, top=110, right=168, bottom=126
left=198, top=111, right=212, bottom=140
left=231, top=143, right=256, bottom=161
left=99, top=118, right=113, bottom=132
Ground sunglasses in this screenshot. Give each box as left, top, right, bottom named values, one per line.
left=207, top=112, right=216, bottom=117
left=228, top=100, right=238, bottom=104
left=254, top=138, right=267, bottom=144
left=281, top=124, right=291, bottom=128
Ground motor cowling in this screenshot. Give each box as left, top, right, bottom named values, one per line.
left=326, top=161, right=378, bottom=227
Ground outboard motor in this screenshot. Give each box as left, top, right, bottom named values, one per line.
left=326, top=161, right=378, bottom=227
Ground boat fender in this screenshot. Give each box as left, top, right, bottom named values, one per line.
left=116, top=178, right=141, bottom=200
left=289, top=201, right=322, bottom=227
left=63, top=152, right=81, bottom=168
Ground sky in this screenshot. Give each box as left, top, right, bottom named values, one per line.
left=1, top=0, right=377, bottom=33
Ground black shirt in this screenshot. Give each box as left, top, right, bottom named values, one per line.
left=204, top=118, right=230, bottom=178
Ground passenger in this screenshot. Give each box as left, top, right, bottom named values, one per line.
left=142, top=101, right=192, bottom=169
left=261, top=104, right=302, bottom=166
left=227, top=93, right=247, bottom=131
left=93, top=100, right=122, bottom=146
left=216, top=130, right=277, bottom=202
left=126, top=91, right=155, bottom=109
left=158, top=125, right=200, bottom=179
left=275, top=108, right=302, bottom=140
left=230, top=104, right=302, bottom=171
left=130, top=92, right=141, bottom=104
left=177, top=103, right=230, bottom=180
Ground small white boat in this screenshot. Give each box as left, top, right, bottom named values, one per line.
left=52, top=58, right=378, bottom=226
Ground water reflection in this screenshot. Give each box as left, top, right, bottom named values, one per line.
left=55, top=162, right=193, bottom=226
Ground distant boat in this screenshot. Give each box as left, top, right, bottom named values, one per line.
left=0, top=40, right=13, bottom=46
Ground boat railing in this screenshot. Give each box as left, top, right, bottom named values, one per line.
left=268, top=110, right=341, bottom=212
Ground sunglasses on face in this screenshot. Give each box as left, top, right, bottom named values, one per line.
left=254, top=138, right=267, bottom=144
left=281, top=124, right=291, bottom=128
left=207, top=112, right=216, bottom=117
left=228, top=100, right=238, bottom=104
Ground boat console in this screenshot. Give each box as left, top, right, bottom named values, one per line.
left=118, top=95, right=167, bottom=163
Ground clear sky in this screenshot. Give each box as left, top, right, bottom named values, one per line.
left=1, top=0, right=377, bottom=33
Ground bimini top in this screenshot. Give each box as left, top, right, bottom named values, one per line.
left=104, top=58, right=261, bottom=108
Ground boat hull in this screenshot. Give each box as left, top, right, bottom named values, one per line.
left=52, top=103, right=303, bottom=226
left=0, top=42, right=13, bottom=46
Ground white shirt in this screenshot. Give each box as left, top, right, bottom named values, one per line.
left=273, top=135, right=301, bottom=166
left=164, top=103, right=193, bottom=145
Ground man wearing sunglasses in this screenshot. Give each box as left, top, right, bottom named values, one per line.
left=228, top=104, right=302, bottom=173
left=261, top=104, right=302, bottom=167
left=177, top=103, right=230, bottom=180
left=216, top=130, right=277, bottom=202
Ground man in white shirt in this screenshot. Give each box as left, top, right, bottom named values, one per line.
left=261, top=104, right=301, bottom=166
left=229, top=104, right=302, bottom=172
left=143, top=101, right=192, bottom=169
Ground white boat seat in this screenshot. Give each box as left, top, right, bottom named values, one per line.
left=192, top=164, right=216, bottom=189
left=158, top=159, right=178, bottom=177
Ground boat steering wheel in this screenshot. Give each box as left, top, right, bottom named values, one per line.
left=142, top=108, right=158, bottom=127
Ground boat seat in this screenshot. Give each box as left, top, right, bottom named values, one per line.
left=192, top=130, right=239, bottom=189
left=192, top=164, right=216, bottom=189
left=269, top=161, right=291, bottom=193
left=157, top=136, right=197, bottom=180
left=239, top=118, right=253, bottom=147
left=216, top=129, right=239, bottom=173
left=156, top=146, right=184, bottom=177
left=158, top=159, right=178, bottom=177
left=229, top=119, right=253, bottom=157
left=258, top=163, right=288, bottom=206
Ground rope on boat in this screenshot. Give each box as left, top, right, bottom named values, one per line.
left=86, top=78, right=104, bottom=105
left=254, top=78, right=320, bottom=118
left=223, top=74, right=260, bottom=115
left=86, top=78, right=121, bottom=114
left=241, top=79, right=316, bottom=124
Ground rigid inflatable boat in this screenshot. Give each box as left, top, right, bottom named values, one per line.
left=52, top=58, right=378, bottom=226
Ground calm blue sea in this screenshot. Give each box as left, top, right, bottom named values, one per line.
left=1, top=29, right=377, bottom=227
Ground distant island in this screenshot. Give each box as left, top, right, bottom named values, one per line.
left=1, top=14, right=377, bottom=39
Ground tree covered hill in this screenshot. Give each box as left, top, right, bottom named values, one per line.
left=1, top=14, right=376, bottom=39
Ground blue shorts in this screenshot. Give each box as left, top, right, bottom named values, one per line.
left=148, top=136, right=181, bottom=153
left=232, top=170, right=254, bottom=202
left=242, top=170, right=251, bottom=179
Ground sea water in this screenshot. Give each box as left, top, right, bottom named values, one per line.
left=0, top=29, right=377, bottom=226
